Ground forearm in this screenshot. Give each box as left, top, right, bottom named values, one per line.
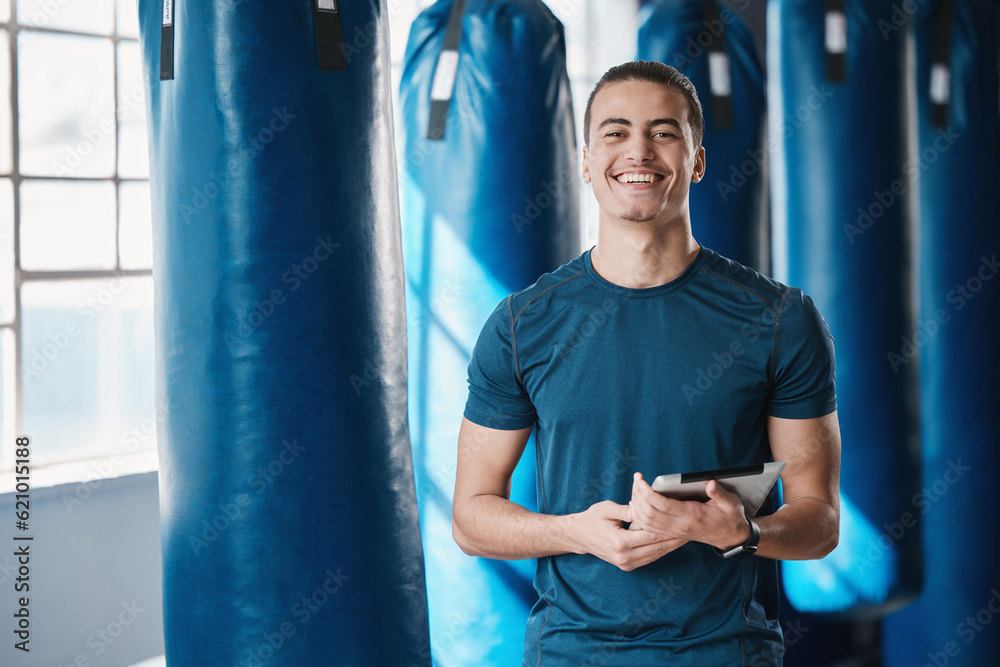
left=453, top=494, right=579, bottom=560
left=754, top=496, right=839, bottom=560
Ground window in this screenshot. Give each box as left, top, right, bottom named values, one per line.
left=0, top=0, right=155, bottom=484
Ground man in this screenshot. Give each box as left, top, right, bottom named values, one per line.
left=453, top=61, right=840, bottom=666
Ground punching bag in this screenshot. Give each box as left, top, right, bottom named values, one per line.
left=399, top=1, right=579, bottom=664
left=638, top=0, right=768, bottom=271
left=138, top=1, right=430, bottom=664
left=769, top=0, right=921, bottom=616
left=884, top=1, right=1000, bottom=663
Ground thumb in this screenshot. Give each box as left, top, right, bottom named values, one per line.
left=601, top=500, right=632, bottom=522
left=706, top=480, right=739, bottom=508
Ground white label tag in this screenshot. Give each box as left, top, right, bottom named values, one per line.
left=162, top=0, right=173, bottom=27
left=708, top=51, right=731, bottom=97
left=430, top=50, right=460, bottom=102
left=825, top=11, right=847, bottom=55
left=317, top=0, right=337, bottom=11
left=930, top=63, right=950, bottom=105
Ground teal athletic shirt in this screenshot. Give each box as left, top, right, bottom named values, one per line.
left=463, top=246, right=837, bottom=667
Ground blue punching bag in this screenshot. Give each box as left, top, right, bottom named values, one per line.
left=138, top=1, right=430, bottom=664
left=769, top=0, right=921, bottom=616
left=884, top=1, right=1000, bottom=663
left=638, top=0, right=768, bottom=271
left=399, top=1, right=579, bottom=663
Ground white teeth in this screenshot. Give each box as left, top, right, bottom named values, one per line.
left=616, top=173, right=659, bottom=184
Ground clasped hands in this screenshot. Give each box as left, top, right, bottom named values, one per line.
left=571, top=472, right=751, bottom=572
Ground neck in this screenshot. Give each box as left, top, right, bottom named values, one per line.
left=591, top=215, right=700, bottom=289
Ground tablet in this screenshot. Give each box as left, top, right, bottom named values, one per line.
left=628, top=462, right=785, bottom=530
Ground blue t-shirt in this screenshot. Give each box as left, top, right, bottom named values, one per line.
left=463, top=247, right=837, bottom=667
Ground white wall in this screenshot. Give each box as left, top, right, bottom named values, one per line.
left=0, top=472, right=163, bottom=667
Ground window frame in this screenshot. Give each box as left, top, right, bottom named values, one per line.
left=1, top=3, right=153, bottom=478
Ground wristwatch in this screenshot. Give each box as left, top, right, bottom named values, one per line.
left=714, top=517, right=760, bottom=561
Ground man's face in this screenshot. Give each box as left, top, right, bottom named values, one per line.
left=582, top=80, right=705, bottom=226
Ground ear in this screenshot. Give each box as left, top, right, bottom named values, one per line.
left=691, top=146, right=706, bottom=183
left=582, top=145, right=591, bottom=184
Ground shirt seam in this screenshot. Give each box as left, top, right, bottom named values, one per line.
left=511, top=269, right=587, bottom=386
left=769, top=287, right=794, bottom=387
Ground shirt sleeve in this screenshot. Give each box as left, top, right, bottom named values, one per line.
left=767, top=288, right=838, bottom=419
left=463, top=296, right=537, bottom=430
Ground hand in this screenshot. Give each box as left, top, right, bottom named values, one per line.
left=567, top=500, right=687, bottom=572
left=629, top=473, right=751, bottom=551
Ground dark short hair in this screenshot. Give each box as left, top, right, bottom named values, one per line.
left=583, top=60, right=704, bottom=149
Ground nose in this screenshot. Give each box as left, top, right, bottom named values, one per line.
left=623, top=134, right=655, bottom=162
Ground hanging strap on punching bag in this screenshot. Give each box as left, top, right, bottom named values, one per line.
left=929, top=0, right=954, bottom=127
left=427, top=0, right=469, bottom=140
left=313, top=0, right=347, bottom=70
left=702, top=0, right=734, bottom=131
left=160, top=0, right=174, bottom=80
left=824, top=0, right=847, bottom=82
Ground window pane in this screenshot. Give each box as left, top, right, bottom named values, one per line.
left=21, top=277, right=154, bottom=460
left=117, top=41, right=149, bottom=178
left=20, top=179, right=116, bottom=271
left=0, top=178, right=12, bottom=323
left=17, top=0, right=114, bottom=35
left=0, top=30, right=10, bottom=175
left=116, top=0, right=139, bottom=38
left=18, top=32, right=115, bottom=178
left=119, top=181, right=151, bottom=270
left=0, top=328, right=7, bottom=458
left=0, top=0, right=9, bottom=22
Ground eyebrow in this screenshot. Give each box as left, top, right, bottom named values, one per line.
left=597, top=117, right=684, bottom=133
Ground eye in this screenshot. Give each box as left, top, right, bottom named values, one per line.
left=606, top=131, right=625, bottom=138
left=654, top=131, right=677, bottom=139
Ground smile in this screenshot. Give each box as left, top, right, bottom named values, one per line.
left=614, top=172, right=665, bottom=184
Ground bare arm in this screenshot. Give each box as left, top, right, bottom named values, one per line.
left=452, top=417, right=686, bottom=571
left=628, top=410, right=841, bottom=560
left=754, top=410, right=841, bottom=559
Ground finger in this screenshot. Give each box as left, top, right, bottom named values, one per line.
left=618, top=538, right=686, bottom=570
left=618, top=525, right=677, bottom=548
left=597, top=500, right=632, bottom=522
left=705, top=480, right=741, bottom=510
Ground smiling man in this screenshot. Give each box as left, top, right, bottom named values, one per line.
left=453, top=61, right=841, bottom=666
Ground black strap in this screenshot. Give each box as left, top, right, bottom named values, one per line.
left=427, top=0, right=469, bottom=140
left=929, top=0, right=954, bottom=127
left=313, top=0, right=347, bottom=71
left=824, top=0, right=847, bottom=82
left=160, top=0, right=175, bottom=80
left=702, top=0, right=733, bottom=131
